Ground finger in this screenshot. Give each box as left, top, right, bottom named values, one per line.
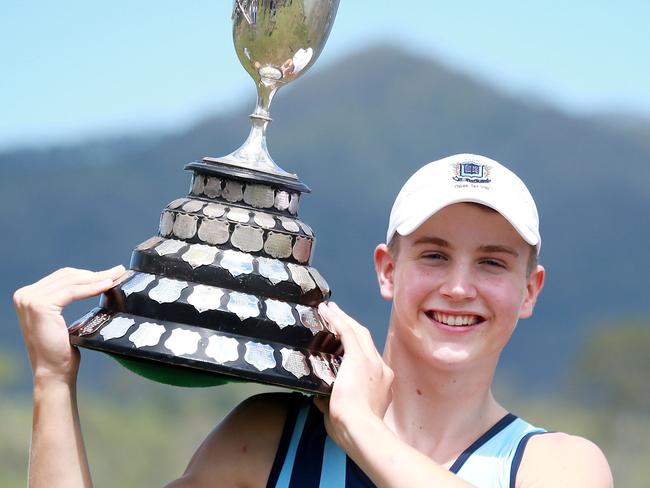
left=28, top=266, right=86, bottom=290
left=318, top=303, right=363, bottom=358
left=318, top=324, right=344, bottom=351
left=15, top=266, right=126, bottom=317
left=326, top=302, right=379, bottom=356
left=45, top=278, right=119, bottom=308
left=38, top=265, right=126, bottom=295
left=41, top=265, right=125, bottom=286
left=321, top=302, right=378, bottom=360
left=324, top=303, right=387, bottom=373
left=33, top=264, right=121, bottom=287
left=53, top=265, right=126, bottom=287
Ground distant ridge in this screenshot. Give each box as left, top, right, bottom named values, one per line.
left=2, top=44, right=648, bottom=390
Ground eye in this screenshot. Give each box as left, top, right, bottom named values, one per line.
left=480, top=258, right=507, bottom=269
left=422, top=251, right=447, bottom=261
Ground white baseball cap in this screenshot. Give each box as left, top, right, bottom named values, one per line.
left=387, top=154, right=541, bottom=254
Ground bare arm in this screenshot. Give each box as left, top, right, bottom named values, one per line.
left=164, top=392, right=290, bottom=488
left=331, top=415, right=473, bottom=487
left=516, top=433, right=613, bottom=487
left=30, top=377, right=89, bottom=487
left=338, top=420, right=612, bottom=488
left=14, top=265, right=126, bottom=488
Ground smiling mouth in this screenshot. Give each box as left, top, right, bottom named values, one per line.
left=425, top=311, right=484, bottom=327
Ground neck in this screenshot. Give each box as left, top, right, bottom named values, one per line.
left=382, top=328, right=508, bottom=465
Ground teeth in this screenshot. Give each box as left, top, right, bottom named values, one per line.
left=432, top=312, right=480, bottom=327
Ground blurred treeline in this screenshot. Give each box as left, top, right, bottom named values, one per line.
left=2, top=319, right=648, bottom=486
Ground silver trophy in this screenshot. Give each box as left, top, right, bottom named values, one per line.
left=69, top=0, right=342, bottom=395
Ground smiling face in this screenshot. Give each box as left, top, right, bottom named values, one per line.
left=376, top=203, right=545, bottom=371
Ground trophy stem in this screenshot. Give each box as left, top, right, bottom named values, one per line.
left=252, top=79, right=277, bottom=120
left=208, top=82, right=297, bottom=179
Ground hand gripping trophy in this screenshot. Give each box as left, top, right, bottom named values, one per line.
left=69, top=0, right=342, bottom=394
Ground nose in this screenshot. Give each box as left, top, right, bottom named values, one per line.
left=439, top=263, right=477, bottom=302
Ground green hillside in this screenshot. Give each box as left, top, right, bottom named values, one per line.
left=2, top=45, right=648, bottom=389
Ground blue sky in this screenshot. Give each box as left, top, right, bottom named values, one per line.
left=2, top=0, right=649, bottom=150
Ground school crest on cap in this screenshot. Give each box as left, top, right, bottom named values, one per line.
left=452, top=160, right=491, bottom=184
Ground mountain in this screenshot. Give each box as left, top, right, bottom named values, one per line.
left=2, top=44, right=648, bottom=391
left=593, top=112, right=650, bottom=150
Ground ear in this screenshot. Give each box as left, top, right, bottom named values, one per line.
left=519, top=265, right=545, bottom=319
left=374, top=244, right=396, bottom=301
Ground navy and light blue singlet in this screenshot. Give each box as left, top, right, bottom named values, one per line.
left=267, top=395, right=546, bottom=488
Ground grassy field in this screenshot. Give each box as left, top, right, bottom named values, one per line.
left=1, top=381, right=277, bottom=487
left=3, top=378, right=649, bottom=487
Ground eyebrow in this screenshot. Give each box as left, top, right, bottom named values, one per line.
left=412, top=236, right=451, bottom=248
left=412, top=237, right=519, bottom=258
left=477, top=245, right=519, bottom=257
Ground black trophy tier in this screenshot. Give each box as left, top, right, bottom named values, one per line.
left=69, top=160, right=341, bottom=395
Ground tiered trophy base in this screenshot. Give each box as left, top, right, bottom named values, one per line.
left=69, top=159, right=341, bottom=395
left=70, top=308, right=339, bottom=393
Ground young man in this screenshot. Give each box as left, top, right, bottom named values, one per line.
left=15, top=154, right=612, bottom=487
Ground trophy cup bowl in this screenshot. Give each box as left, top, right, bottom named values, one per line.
left=68, top=0, right=343, bottom=395
left=234, top=0, right=337, bottom=87
left=206, top=0, right=340, bottom=178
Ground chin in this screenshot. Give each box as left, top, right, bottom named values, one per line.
left=412, top=340, right=475, bottom=370
left=430, top=347, right=472, bottom=366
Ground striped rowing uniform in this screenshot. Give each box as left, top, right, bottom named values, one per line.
left=266, top=395, right=546, bottom=488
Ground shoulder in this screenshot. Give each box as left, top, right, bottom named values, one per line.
left=166, top=391, right=302, bottom=488
left=516, top=431, right=613, bottom=487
